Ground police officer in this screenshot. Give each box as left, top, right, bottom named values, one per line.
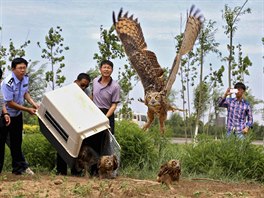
left=0, top=67, right=11, bottom=173
left=1, top=57, right=39, bottom=175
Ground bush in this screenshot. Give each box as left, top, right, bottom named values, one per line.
left=23, top=124, right=40, bottom=134
left=3, top=133, right=56, bottom=172
left=3, top=121, right=264, bottom=183
left=22, top=133, right=57, bottom=171
left=182, top=134, right=264, bottom=182
left=115, top=120, right=183, bottom=179
left=115, top=120, right=157, bottom=169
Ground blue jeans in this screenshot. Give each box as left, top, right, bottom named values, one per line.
left=227, top=130, right=245, bottom=139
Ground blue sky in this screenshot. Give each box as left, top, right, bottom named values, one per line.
left=0, top=0, right=263, bottom=124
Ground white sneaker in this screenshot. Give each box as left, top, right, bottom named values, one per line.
left=25, top=168, right=34, bottom=175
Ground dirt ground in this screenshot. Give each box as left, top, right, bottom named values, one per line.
left=0, top=173, right=263, bottom=198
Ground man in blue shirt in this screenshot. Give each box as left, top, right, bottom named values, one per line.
left=218, top=82, right=253, bottom=139
left=1, top=57, right=39, bottom=175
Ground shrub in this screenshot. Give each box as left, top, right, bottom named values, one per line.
left=3, top=133, right=56, bottom=172
left=22, top=133, right=56, bottom=171
left=115, top=120, right=183, bottom=179
left=115, top=120, right=157, bottom=169
left=182, top=134, right=264, bottom=182
left=23, top=124, right=40, bottom=134
left=3, top=121, right=264, bottom=183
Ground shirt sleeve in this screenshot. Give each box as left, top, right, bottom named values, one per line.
left=1, top=82, right=14, bottom=102
left=246, top=104, right=253, bottom=128
left=0, top=91, right=3, bottom=113
left=112, top=83, right=121, bottom=103
left=217, top=97, right=229, bottom=108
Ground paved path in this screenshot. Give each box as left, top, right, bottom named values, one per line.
left=170, top=137, right=264, bottom=146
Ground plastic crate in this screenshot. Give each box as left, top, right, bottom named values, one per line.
left=37, top=83, right=110, bottom=168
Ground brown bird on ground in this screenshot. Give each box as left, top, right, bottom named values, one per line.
left=97, top=155, right=118, bottom=179
left=75, top=145, right=99, bottom=177
left=157, top=159, right=181, bottom=190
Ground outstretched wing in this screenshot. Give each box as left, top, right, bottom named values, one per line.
left=113, top=9, right=165, bottom=93
left=165, top=5, right=203, bottom=93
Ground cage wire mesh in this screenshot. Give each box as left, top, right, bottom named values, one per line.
left=101, top=129, right=121, bottom=176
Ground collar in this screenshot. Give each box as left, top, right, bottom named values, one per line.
left=12, top=72, right=24, bottom=84
left=234, top=97, right=245, bottom=103
left=98, top=76, right=113, bottom=86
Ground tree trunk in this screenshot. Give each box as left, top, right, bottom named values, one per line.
left=194, top=39, right=204, bottom=138
left=228, top=29, right=233, bottom=88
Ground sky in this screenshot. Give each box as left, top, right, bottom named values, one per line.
left=0, top=0, right=263, bottom=124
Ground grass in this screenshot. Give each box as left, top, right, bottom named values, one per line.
left=2, top=128, right=264, bottom=184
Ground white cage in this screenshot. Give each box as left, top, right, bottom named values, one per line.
left=37, top=83, right=120, bottom=168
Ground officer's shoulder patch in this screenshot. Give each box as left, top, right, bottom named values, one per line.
left=7, top=78, right=14, bottom=86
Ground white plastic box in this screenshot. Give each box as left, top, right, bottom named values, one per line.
left=37, top=83, right=110, bottom=168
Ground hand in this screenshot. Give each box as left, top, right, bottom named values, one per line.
left=224, top=88, right=232, bottom=97
left=33, top=103, right=40, bottom=109
left=3, top=114, right=11, bottom=126
left=27, top=107, right=37, bottom=115
left=242, top=127, right=249, bottom=134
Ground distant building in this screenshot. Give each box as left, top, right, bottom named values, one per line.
left=216, top=116, right=226, bottom=127
left=132, top=113, right=147, bottom=127
left=115, top=112, right=147, bottom=128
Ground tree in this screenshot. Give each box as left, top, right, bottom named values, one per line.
left=222, top=1, right=251, bottom=87
left=244, top=90, right=264, bottom=114
left=230, top=44, right=252, bottom=84
left=37, top=26, right=69, bottom=90
left=27, top=61, right=47, bottom=102
left=0, top=45, right=7, bottom=72
left=262, top=38, right=264, bottom=121
left=22, top=61, right=47, bottom=125
left=93, top=25, right=125, bottom=66
left=8, top=39, right=30, bottom=64
left=0, top=27, right=46, bottom=124
left=193, top=19, right=221, bottom=137
left=0, top=26, right=30, bottom=72
left=193, top=82, right=210, bottom=126
left=117, top=63, right=136, bottom=119
left=180, top=52, right=197, bottom=117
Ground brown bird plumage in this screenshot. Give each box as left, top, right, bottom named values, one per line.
left=157, top=159, right=181, bottom=190
left=97, top=155, right=118, bottom=179
left=75, top=145, right=99, bottom=177
left=113, top=5, right=203, bottom=134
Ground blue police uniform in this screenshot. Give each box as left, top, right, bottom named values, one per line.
left=0, top=72, right=29, bottom=174
left=2, top=73, right=29, bottom=116
left=0, top=85, right=6, bottom=172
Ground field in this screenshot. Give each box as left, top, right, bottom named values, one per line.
left=0, top=173, right=263, bottom=197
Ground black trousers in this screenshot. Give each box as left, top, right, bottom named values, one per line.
left=56, top=153, right=82, bottom=176
left=56, top=153, right=67, bottom=175
left=86, top=107, right=114, bottom=176
left=0, top=125, right=7, bottom=173
left=99, top=108, right=115, bottom=135
left=0, top=113, right=28, bottom=174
